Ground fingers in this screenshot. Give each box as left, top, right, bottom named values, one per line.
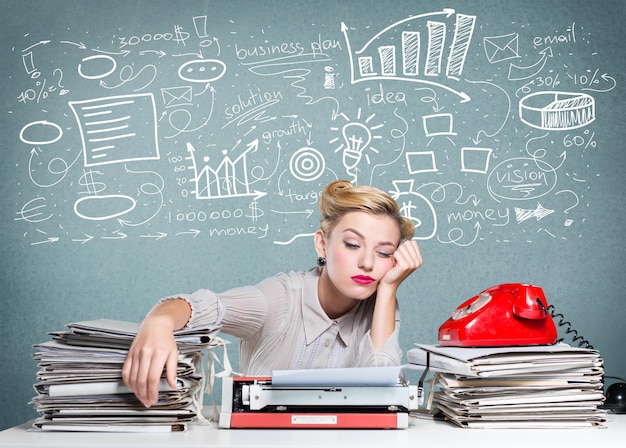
left=121, top=301, right=188, bottom=407
left=406, top=239, right=423, bottom=268
left=382, top=240, right=423, bottom=287
left=142, top=350, right=168, bottom=407
left=165, top=351, right=179, bottom=390
left=122, top=339, right=177, bottom=407
left=395, top=239, right=423, bottom=271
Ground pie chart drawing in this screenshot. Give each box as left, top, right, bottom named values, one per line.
left=519, top=91, right=595, bottom=131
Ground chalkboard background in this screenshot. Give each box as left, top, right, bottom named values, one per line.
left=1, top=0, right=624, bottom=430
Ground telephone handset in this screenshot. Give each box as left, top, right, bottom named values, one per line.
left=438, top=283, right=558, bottom=347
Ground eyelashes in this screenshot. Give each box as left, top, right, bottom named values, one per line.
left=343, top=241, right=393, bottom=258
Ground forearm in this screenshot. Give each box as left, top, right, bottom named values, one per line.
left=369, top=284, right=397, bottom=351
left=370, top=239, right=422, bottom=351
left=143, top=298, right=192, bottom=332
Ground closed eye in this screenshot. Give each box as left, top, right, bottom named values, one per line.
left=344, top=241, right=359, bottom=249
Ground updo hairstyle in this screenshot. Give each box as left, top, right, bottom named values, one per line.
left=318, top=180, right=415, bottom=243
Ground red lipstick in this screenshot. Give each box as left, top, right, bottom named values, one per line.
left=352, top=275, right=375, bottom=285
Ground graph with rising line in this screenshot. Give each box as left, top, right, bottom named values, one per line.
left=186, top=140, right=266, bottom=200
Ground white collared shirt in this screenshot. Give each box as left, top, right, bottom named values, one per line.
left=162, top=269, right=401, bottom=375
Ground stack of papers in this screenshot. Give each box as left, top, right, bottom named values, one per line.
left=408, top=344, right=607, bottom=428
left=31, top=319, right=221, bottom=432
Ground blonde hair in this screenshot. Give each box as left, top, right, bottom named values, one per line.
left=318, top=180, right=415, bottom=242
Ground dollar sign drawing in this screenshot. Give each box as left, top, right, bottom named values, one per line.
left=78, top=169, right=107, bottom=195
left=400, top=200, right=423, bottom=228
left=247, top=200, right=264, bottom=222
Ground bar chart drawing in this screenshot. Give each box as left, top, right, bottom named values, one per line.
left=446, top=13, right=475, bottom=79
left=402, top=32, right=420, bottom=76
left=186, top=139, right=266, bottom=200
left=342, top=9, right=475, bottom=102
left=425, top=21, right=445, bottom=77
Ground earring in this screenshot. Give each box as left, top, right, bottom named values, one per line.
left=317, top=257, right=326, bottom=267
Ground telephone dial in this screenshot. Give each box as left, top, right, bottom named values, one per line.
left=438, top=283, right=558, bottom=347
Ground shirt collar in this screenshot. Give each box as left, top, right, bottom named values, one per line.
left=302, top=269, right=360, bottom=346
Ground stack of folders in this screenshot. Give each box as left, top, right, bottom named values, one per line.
left=31, top=319, right=221, bottom=432
left=407, top=343, right=607, bottom=429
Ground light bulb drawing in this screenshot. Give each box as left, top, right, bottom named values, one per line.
left=342, top=122, right=371, bottom=168
left=330, top=108, right=383, bottom=183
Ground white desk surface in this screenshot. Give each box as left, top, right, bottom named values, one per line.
left=1, top=414, right=625, bottom=448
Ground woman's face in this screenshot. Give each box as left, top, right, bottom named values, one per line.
left=317, top=211, right=401, bottom=302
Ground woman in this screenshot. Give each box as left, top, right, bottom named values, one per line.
left=122, top=180, right=423, bottom=407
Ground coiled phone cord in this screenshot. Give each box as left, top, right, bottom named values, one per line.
left=536, top=299, right=594, bottom=349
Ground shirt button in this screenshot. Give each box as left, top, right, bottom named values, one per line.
left=324, top=341, right=330, bottom=347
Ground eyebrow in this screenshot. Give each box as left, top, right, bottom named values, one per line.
left=342, top=228, right=398, bottom=248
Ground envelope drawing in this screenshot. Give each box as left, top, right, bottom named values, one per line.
left=483, top=33, right=520, bottom=64
left=161, top=86, right=193, bottom=108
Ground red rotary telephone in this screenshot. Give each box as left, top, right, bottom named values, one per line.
left=438, top=283, right=558, bottom=347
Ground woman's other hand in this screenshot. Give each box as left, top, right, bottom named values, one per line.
left=121, top=299, right=191, bottom=407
